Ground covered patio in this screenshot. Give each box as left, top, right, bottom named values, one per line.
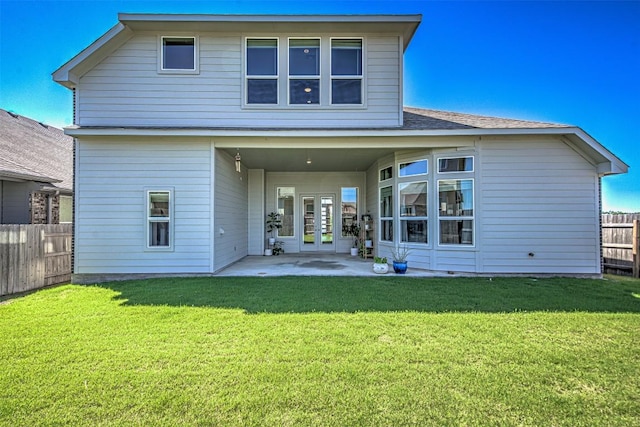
left=215, top=253, right=450, bottom=277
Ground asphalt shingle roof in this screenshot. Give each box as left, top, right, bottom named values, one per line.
left=0, top=109, right=73, bottom=192
left=402, top=107, right=570, bottom=130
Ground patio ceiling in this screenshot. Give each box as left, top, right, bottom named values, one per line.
left=220, top=147, right=395, bottom=172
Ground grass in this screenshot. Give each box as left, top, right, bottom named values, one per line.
left=1, top=275, right=639, bottom=426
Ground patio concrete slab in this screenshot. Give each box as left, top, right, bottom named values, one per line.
left=215, top=253, right=449, bottom=277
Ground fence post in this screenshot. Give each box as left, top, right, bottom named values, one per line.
left=633, top=220, right=640, bottom=279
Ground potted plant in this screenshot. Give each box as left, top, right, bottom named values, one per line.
left=346, top=223, right=361, bottom=256
left=391, top=245, right=410, bottom=274
left=266, top=212, right=282, bottom=246
left=373, top=256, right=389, bottom=274
left=272, top=240, right=285, bottom=256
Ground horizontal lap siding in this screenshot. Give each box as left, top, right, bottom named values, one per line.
left=75, top=139, right=212, bottom=274
left=479, top=139, right=600, bottom=273
left=214, top=149, right=248, bottom=271
left=78, top=34, right=401, bottom=127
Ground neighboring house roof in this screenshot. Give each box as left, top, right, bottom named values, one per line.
left=0, top=109, right=73, bottom=192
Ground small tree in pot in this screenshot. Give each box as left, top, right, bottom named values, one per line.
left=266, top=212, right=282, bottom=245
left=345, top=223, right=361, bottom=256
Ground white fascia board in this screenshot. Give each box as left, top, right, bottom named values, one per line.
left=118, top=13, right=422, bottom=24
left=52, top=23, right=133, bottom=89
left=63, top=126, right=572, bottom=138
left=572, top=128, right=629, bottom=175
left=63, top=125, right=627, bottom=176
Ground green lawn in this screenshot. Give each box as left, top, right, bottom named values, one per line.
left=1, top=275, right=639, bottom=426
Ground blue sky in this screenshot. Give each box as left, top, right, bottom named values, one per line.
left=1, top=0, right=639, bottom=212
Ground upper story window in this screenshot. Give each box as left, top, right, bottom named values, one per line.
left=331, top=39, right=363, bottom=105
left=289, top=38, right=320, bottom=105
left=160, top=37, right=198, bottom=73
left=246, top=38, right=278, bottom=104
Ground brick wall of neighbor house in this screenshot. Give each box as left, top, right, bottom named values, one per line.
left=29, top=192, right=59, bottom=224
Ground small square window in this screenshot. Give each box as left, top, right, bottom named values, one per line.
left=162, top=37, right=196, bottom=71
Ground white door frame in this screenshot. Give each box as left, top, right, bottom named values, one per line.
left=300, top=193, right=336, bottom=252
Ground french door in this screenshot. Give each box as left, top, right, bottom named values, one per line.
left=300, top=194, right=335, bottom=252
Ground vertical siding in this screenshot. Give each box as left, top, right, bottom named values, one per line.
left=479, top=137, right=600, bottom=273
left=77, top=33, right=401, bottom=127
left=247, top=169, right=265, bottom=255
left=74, top=138, right=212, bottom=274
left=214, top=149, right=248, bottom=270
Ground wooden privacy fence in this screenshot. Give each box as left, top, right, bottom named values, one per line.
left=0, top=224, right=72, bottom=296
left=601, top=214, right=640, bottom=278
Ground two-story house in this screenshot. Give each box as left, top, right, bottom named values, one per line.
left=53, top=13, right=626, bottom=281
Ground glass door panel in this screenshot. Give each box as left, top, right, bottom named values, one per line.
left=303, top=196, right=315, bottom=246
left=300, top=194, right=335, bottom=252
left=321, top=196, right=333, bottom=245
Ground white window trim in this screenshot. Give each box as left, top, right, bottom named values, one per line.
left=158, top=36, right=199, bottom=74
left=398, top=159, right=429, bottom=178
left=379, top=165, right=393, bottom=183
left=145, top=188, right=174, bottom=251
left=329, top=37, right=365, bottom=106
left=437, top=156, right=475, bottom=174
left=276, top=186, right=295, bottom=239
left=399, top=180, right=429, bottom=245
left=379, top=185, right=393, bottom=243
left=437, top=178, right=475, bottom=247
left=340, top=187, right=359, bottom=239
left=287, top=37, right=321, bottom=107
left=245, top=37, right=280, bottom=106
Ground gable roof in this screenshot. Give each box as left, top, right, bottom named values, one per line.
left=53, top=13, right=422, bottom=89
left=0, top=109, right=73, bottom=192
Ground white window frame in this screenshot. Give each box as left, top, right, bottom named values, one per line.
left=329, top=37, right=365, bottom=106
left=437, top=156, right=474, bottom=174
left=340, top=187, right=358, bottom=238
left=399, top=181, right=428, bottom=245
left=379, top=165, right=393, bottom=183
left=379, top=185, right=393, bottom=242
left=287, top=37, right=321, bottom=106
left=245, top=37, right=279, bottom=106
left=158, top=36, right=199, bottom=74
left=398, top=159, right=428, bottom=178
left=437, top=178, right=475, bottom=247
left=276, top=186, right=295, bottom=238
left=145, top=189, right=174, bottom=251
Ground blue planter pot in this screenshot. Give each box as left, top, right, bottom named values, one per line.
left=393, top=261, right=408, bottom=274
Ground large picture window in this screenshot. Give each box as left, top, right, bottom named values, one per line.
left=289, top=38, right=320, bottom=104
left=331, top=39, right=363, bottom=104
left=246, top=38, right=278, bottom=104
left=438, top=179, right=474, bottom=245
left=399, top=181, right=428, bottom=244
left=380, top=186, right=393, bottom=242
left=161, top=37, right=197, bottom=72
left=277, top=187, right=295, bottom=237
left=147, top=190, right=172, bottom=249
